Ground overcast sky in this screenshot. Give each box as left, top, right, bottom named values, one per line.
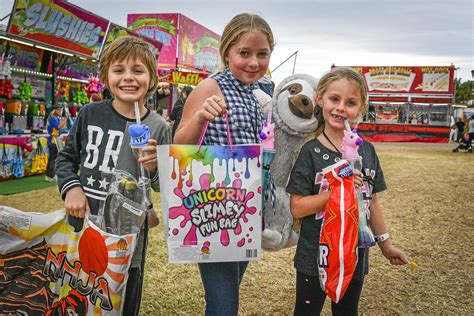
left=2, top=0, right=472, bottom=86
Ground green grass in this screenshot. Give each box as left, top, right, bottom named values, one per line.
left=0, top=174, right=57, bottom=195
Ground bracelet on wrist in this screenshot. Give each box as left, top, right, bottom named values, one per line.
left=374, top=232, right=390, bottom=243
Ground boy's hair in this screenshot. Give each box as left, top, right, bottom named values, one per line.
left=220, top=13, right=275, bottom=67
left=316, top=66, right=369, bottom=116
left=99, top=36, right=158, bottom=100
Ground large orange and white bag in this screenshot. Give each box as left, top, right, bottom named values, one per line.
left=318, top=159, right=359, bottom=303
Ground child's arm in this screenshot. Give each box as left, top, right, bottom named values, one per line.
left=290, top=192, right=330, bottom=218
left=58, top=115, right=68, bottom=129
left=370, top=194, right=408, bottom=265
left=174, top=79, right=226, bottom=144
left=56, top=107, right=86, bottom=216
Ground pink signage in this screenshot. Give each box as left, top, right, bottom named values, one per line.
left=178, top=15, right=220, bottom=73
left=127, top=14, right=178, bottom=69
left=105, top=23, right=164, bottom=60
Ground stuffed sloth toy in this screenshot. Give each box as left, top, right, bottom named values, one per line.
left=254, top=74, right=323, bottom=251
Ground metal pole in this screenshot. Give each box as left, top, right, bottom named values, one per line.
left=271, top=51, right=298, bottom=74
left=51, top=52, right=56, bottom=106
left=292, top=51, right=298, bottom=75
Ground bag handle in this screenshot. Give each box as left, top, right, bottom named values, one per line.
left=36, top=139, right=43, bottom=155
left=197, top=112, right=234, bottom=153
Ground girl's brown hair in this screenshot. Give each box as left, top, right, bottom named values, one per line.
left=99, top=36, right=158, bottom=100
left=219, top=13, right=275, bottom=67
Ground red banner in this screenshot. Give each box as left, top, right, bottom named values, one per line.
left=7, top=0, right=109, bottom=58
left=350, top=66, right=455, bottom=95
left=358, top=123, right=450, bottom=143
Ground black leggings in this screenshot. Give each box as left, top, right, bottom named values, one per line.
left=294, top=271, right=364, bottom=316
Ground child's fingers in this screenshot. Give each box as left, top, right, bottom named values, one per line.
left=202, top=96, right=227, bottom=120
left=147, top=139, right=157, bottom=146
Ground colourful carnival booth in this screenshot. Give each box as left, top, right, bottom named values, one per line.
left=127, top=13, right=221, bottom=116
left=0, top=0, right=163, bottom=180
left=345, top=65, right=456, bottom=143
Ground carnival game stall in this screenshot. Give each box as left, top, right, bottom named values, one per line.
left=0, top=0, right=111, bottom=179
left=347, top=65, right=456, bottom=143
left=127, top=13, right=220, bottom=117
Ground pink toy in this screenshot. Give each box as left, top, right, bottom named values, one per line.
left=259, top=107, right=275, bottom=150
left=341, top=119, right=376, bottom=248
left=86, top=76, right=105, bottom=97
left=341, top=121, right=363, bottom=159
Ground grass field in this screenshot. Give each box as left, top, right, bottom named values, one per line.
left=2, top=142, right=472, bottom=315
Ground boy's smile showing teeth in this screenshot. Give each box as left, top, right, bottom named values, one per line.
left=120, top=86, right=139, bottom=92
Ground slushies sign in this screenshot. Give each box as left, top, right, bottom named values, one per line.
left=8, top=0, right=109, bottom=58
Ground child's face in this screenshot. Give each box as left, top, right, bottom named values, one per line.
left=225, top=29, right=271, bottom=85
left=108, top=57, right=151, bottom=106
left=317, top=78, right=364, bottom=131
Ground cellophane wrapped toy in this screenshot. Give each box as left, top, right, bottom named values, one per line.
left=318, top=160, right=359, bottom=303
left=259, top=106, right=276, bottom=210
left=341, top=120, right=376, bottom=248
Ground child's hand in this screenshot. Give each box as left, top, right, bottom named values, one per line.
left=379, top=241, right=409, bottom=265
left=197, top=95, right=227, bottom=123
left=148, top=209, right=160, bottom=228
left=353, top=169, right=363, bottom=189
left=65, top=187, right=90, bottom=218
left=138, top=139, right=158, bottom=172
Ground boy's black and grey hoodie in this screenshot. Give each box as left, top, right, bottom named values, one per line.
left=56, top=99, right=171, bottom=267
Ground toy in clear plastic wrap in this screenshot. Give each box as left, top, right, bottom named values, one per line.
left=259, top=106, right=276, bottom=208
left=126, top=102, right=159, bottom=228
left=341, top=120, right=376, bottom=248
left=12, top=144, right=24, bottom=178
left=318, top=159, right=359, bottom=303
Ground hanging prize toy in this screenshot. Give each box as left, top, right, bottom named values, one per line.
left=341, top=119, right=376, bottom=248
left=12, top=144, right=24, bottom=178
left=86, top=76, right=104, bottom=98
left=19, top=81, right=32, bottom=102
left=259, top=106, right=276, bottom=210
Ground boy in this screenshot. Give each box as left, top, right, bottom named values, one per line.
left=56, top=36, right=171, bottom=315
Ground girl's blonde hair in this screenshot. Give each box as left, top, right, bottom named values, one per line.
left=316, top=66, right=369, bottom=116
left=219, top=13, right=275, bottom=67
left=99, top=36, right=158, bottom=100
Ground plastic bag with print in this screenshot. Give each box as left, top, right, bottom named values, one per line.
left=0, top=206, right=138, bottom=315
left=318, top=159, right=359, bottom=303
left=157, top=143, right=262, bottom=263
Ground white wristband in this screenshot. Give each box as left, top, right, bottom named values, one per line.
left=374, top=233, right=390, bottom=243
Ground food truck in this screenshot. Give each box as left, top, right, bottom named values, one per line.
left=346, top=65, right=456, bottom=143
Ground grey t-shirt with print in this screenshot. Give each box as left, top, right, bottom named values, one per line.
left=286, top=138, right=386, bottom=277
